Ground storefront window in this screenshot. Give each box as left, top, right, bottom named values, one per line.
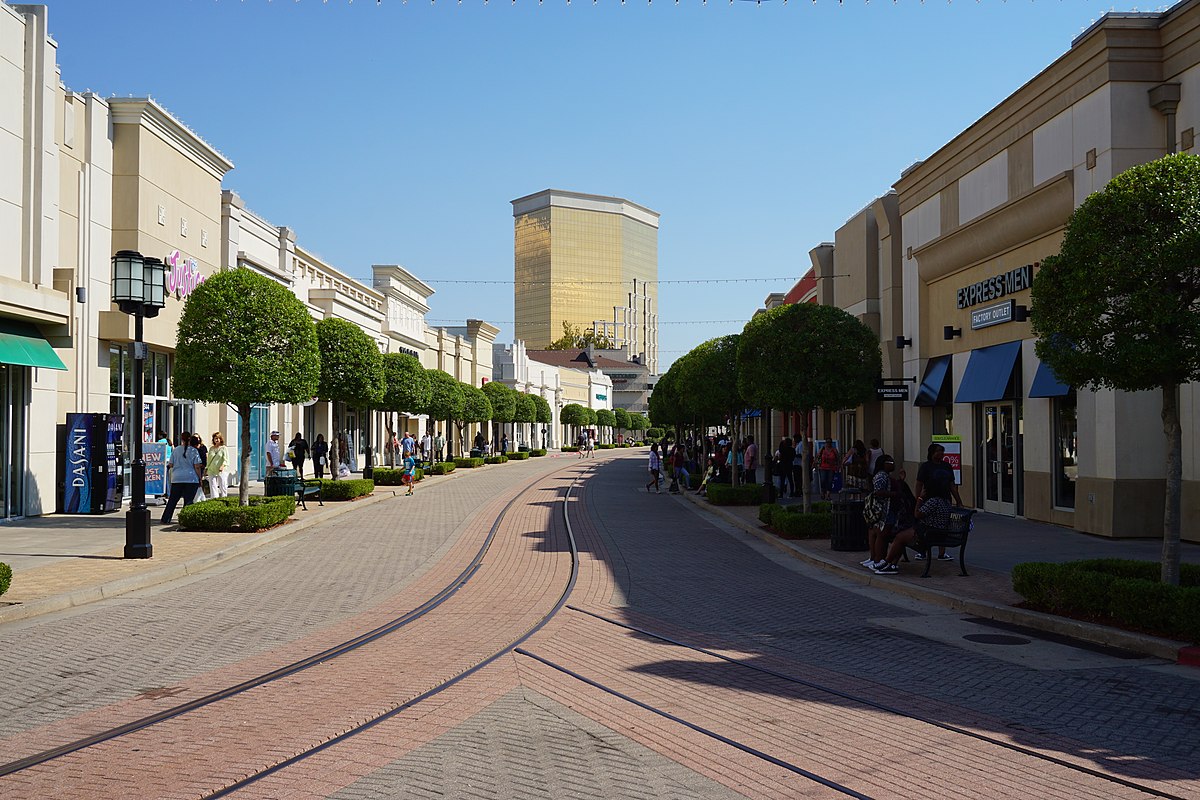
left=1053, top=391, right=1077, bottom=509
left=933, top=404, right=954, bottom=435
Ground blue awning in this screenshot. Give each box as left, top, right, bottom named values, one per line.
left=956, top=341, right=1021, bottom=403
left=1029, top=360, right=1071, bottom=398
left=741, top=409, right=763, bottom=419
left=914, top=355, right=951, bottom=407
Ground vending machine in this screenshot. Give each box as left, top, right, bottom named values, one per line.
left=60, top=413, right=125, bottom=514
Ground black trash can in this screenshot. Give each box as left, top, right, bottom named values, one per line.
left=264, top=469, right=297, bottom=498
left=830, top=498, right=868, bottom=551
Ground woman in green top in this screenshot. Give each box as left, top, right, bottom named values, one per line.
left=206, top=431, right=230, bottom=498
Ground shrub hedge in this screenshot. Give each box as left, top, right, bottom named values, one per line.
left=646, top=428, right=665, bottom=441
left=454, top=457, right=485, bottom=469
left=530, top=449, right=547, bottom=457
left=371, top=467, right=424, bottom=486
left=428, top=461, right=457, bottom=475
left=757, top=502, right=834, bottom=538
left=1011, top=558, right=1200, bottom=642
left=316, top=478, right=375, bottom=500
left=508, top=451, right=530, bottom=460
left=0, top=561, right=11, bottom=596
left=179, top=495, right=297, bottom=532
left=561, top=446, right=580, bottom=453
left=597, top=443, right=616, bottom=449
left=706, top=483, right=766, bottom=506
left=485, top=455, right=509, bottom=464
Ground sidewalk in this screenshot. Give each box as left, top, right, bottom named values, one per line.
left=0, top=469, right=468, bottom=625
left=684, top=492, right=1200, bottom=664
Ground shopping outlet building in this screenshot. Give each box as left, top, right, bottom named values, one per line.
left=0, top=2, right=510, bottom=518
left=762, top=2, right=1200, bottom=542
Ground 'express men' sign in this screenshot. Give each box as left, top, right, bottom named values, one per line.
left=956, top=263, right=1034, bottom=309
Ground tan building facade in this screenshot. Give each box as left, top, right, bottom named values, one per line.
left=512, top=189, right=660, bottom=374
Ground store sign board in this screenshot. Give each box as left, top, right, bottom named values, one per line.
left=144, top=443, right=168, bottom=497
left=876, top=385, right=909, bottom=401
left=956, top=264, right=1034, bottom=309
left=167, top=250, right=207, bottom=299
left=970, top=300, right=1014, bottom=329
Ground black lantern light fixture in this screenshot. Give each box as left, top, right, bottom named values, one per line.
left=894, top=335, right=912, bottom=349
left=944, top=325, right=962, bottom=340
left=111, top=250, right=167, bottom=559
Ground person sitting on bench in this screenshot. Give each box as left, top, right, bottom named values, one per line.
left=873, top=476, right=953, bottom=575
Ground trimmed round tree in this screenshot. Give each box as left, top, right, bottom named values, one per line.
left=681, top=335, right=747, bottom=483
left=737, top=303, right=880, bottom=510
left=423, top=370, right=464, bottom=455
left=381, top=353, right=431, bottom=464
left=1031, top=153, right=1200, bottom=585
left=482, top=380, right=516, bottom=449
left=316, top=318, right=386, bottom=477
left=614, top=407, right=630, bottom=440
left=457, top=383, right=493, bottom=455
left=561, top=403, right=588, bottom=445
left=532, top=394, right=553, bottom=448
left=174, top=268, right=320, bottom=505
left=514, top=392, right=537, bottom=448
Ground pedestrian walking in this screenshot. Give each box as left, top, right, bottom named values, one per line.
left=420, top=431, right=433, bottom=464
left=162, top=432, right=203, bottom=525
left=776, top=437, right=795, bottom=496
left=402, top=451, right=418, bottom=496
left=743, top=435, right=759, bottom=484
left=818, top=439, right=840, bottom=500
left=646, top=443, right=663, bottom=493
left=206, top=432, right=230, bottom=498
left=867, top=438, right=885, bottom=477
left=434, top=430, right=446, bottom=462
left=670, top=443, right=689, bottom=493
left=501, top=433, right=509, bottom=456
left=288, top=432, right=309, bottom=478
left=312, top=434, right=329, bottom=480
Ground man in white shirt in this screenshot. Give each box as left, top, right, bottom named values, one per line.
left=265, top=431, right=283, bottom=477
left=420, top=432, right=432, bottom=464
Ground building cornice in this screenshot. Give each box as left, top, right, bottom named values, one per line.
left=108, top=97, right=234, bottom=180
left=511, top=189, right=660, bottom=228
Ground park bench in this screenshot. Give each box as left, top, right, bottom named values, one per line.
left=907, top=508, right=977, bottom=577
left=267, top=469, right=324, bottom=512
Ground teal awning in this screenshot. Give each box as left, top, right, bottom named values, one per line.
left=0, top=320, right=67, bottom=371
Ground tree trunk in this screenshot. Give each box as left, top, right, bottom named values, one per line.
left=800, top=408, right=812, bottom=514
left=1162, top=383, right=1182, bottom=586
left=238, top=402, right=252, bottom=506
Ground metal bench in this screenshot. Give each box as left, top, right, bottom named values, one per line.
left=908, top=508, right=977, bottom=577
left=266, top=469, right=323, bottom=511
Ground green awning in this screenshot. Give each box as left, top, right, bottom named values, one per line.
left=0, top=320, right=67, bottom=371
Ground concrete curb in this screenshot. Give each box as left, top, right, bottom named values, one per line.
left=684, top=493, right=1190, bottom=663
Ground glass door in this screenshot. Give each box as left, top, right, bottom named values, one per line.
left=981, top=402, right=1017, bottom=515
left=247, top=405, right=268, bottom=482
left=0, top=364, right=27, bottom=518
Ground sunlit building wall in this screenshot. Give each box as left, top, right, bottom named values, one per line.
left=512, top=190, right=659, bottom=373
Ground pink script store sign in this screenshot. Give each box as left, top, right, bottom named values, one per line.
left=166, top=249, right=206, bottom=299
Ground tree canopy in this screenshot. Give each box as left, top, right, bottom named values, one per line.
left=315, top=317, right=386, bottom=407
left=513, top=393, right=538, bottom=425
left=737, top=303, right=880, bottom=415
left=532, top=394, right=553, bottom=425
left=560, top=403, right=588, bottom=427
left=614, top=408, right=630, bottom=432
left=482, top=380, right=516, bottom=423
left=680, top=335, right=744, bottom=423
left=174, top=268, right=320, bottom=504
left=380, top=352, right=431, bottom=414
left=596, top=408, right=616, bottom=429
left=1031, top=153, right=1200, bottom=584
left=459, top=383, right=493, bottom=426
left=545, top=321, right=616, bottom=350
left=423, top=369, right=464, bottom=423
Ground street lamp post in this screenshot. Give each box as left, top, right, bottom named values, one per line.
left=112, top=250, right=167, bottom=559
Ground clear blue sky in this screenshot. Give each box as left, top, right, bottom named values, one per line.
left=43, top=0, right=1132, bottom=369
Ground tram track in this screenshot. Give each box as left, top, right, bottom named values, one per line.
left=522, top=605, right=1191, bottom=800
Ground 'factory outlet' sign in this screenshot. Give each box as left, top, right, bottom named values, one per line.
left=956, top=263, right=1034, bottom=309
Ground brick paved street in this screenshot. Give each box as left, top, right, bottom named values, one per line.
left=0, top=450, right=1197, bottom=799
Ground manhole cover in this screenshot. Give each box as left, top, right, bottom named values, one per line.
left=963, top=633, right=1031, bottom=646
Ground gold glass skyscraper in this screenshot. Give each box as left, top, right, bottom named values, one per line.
left=512, top=189, right=659, bottom=373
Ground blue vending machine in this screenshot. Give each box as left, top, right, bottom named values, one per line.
left=60, top=413, right=125, bottom=514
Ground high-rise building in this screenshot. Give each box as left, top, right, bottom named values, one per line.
left=512, top=189, right=659, bottom=373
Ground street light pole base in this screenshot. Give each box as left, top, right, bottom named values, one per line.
left=124, top=507, right=153, bottom=559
